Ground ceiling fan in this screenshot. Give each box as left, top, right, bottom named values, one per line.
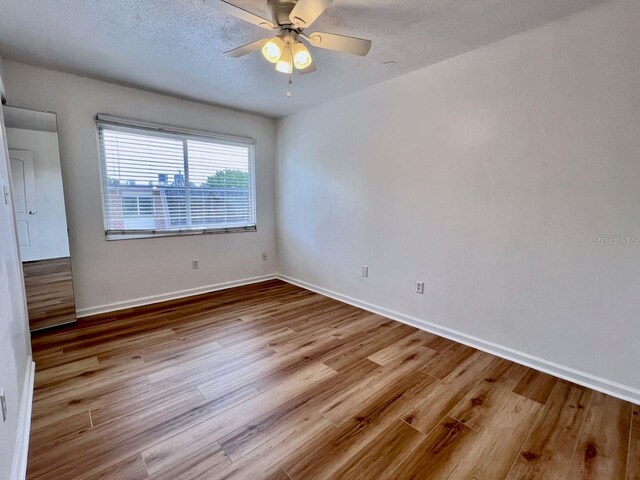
left=206, top=0, right=372, bottom=78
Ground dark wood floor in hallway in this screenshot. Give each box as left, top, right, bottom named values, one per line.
left=28, top=280, right=639, bottom=479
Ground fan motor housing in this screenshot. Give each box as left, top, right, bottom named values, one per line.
left=267, top=0, right=299, bottom=26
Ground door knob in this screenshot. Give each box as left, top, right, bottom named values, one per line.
left=29, top=210, right=38, bottom=215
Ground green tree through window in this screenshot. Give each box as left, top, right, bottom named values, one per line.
left=203, top=169, right=249, bottom=189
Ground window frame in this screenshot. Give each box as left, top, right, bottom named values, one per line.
left=96, top=115, right=257, bottom=241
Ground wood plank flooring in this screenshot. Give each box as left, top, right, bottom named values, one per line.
left=23, top=256, right=77, bottom=331
left=28, top=279, right=638, bottom=479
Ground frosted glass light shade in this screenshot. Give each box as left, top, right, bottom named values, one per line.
left=262, top=37, right=284, bottom=63
left=292, top=42, right=312, bottom=69
left=275, top=46, right=293, bottom=74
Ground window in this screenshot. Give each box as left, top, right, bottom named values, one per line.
left=97, top=116, right=256, bottom=239
left=122, top=196, right=153, bottom=217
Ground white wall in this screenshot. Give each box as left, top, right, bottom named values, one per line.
left=6, top=128, right=70, bottom=260
left=0, top=93, right=32, bottom=479
left=2, top=62, right=278, bottom=314
left=278, top=0, right=640, bottom=396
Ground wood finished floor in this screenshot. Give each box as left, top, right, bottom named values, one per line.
left=23, top=256, right=77, bottom=332
left=28, top=280, right=639, bottom=480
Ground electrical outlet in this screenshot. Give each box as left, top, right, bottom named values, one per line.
left=361, top=266, right=369, bottom=278
left=192, top=260, right=199, bottom=270
left=262, top=252, right=268, bottom=261
left=1, top=389, right=7, bottom=422
left=416, top=281, right=425, bottom=294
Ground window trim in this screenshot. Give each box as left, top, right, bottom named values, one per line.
left=96, top=115, right=257, bottom=241
left=97, top=114, right=256, bottom=145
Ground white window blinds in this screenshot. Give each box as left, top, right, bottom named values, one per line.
left=97, top=117, right=256, bottom=239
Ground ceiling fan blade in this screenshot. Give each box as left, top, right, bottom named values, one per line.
left=224, top=39, right=268, bottom=58
left=205, top=0, right=275, bottom=29
left=289, top=0, right=333, bottom=28
left=304, top=32, right=371, bottom=56
left=298, top=63, right=317, bottom=75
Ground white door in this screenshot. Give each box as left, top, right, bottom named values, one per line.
left=9, top=149, right=40, bottom=261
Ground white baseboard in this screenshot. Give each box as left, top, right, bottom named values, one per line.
left=11, top=358, right=35, bottom=480
left=76, top=274, right=278, bottom=317
left=277, top=274, right=640, bottom=405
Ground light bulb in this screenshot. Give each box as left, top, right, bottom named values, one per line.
left=275, top=46, right=293, bottom=74
left=262, top=37, right=284, bottom=64
left=292, top=42, right=312, bottom=70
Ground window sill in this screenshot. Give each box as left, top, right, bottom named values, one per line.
left=105, top=225, right=257, bottom=241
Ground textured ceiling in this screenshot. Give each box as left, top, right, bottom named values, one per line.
left=0, top=0, right=611, bottom=117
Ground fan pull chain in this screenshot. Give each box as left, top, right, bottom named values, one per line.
left=286, top=73, right=293, bottom=97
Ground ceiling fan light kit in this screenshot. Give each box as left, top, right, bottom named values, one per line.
left=210, top=0, right=372, bottom=92
left=264, top=29, right=311, bottom=74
